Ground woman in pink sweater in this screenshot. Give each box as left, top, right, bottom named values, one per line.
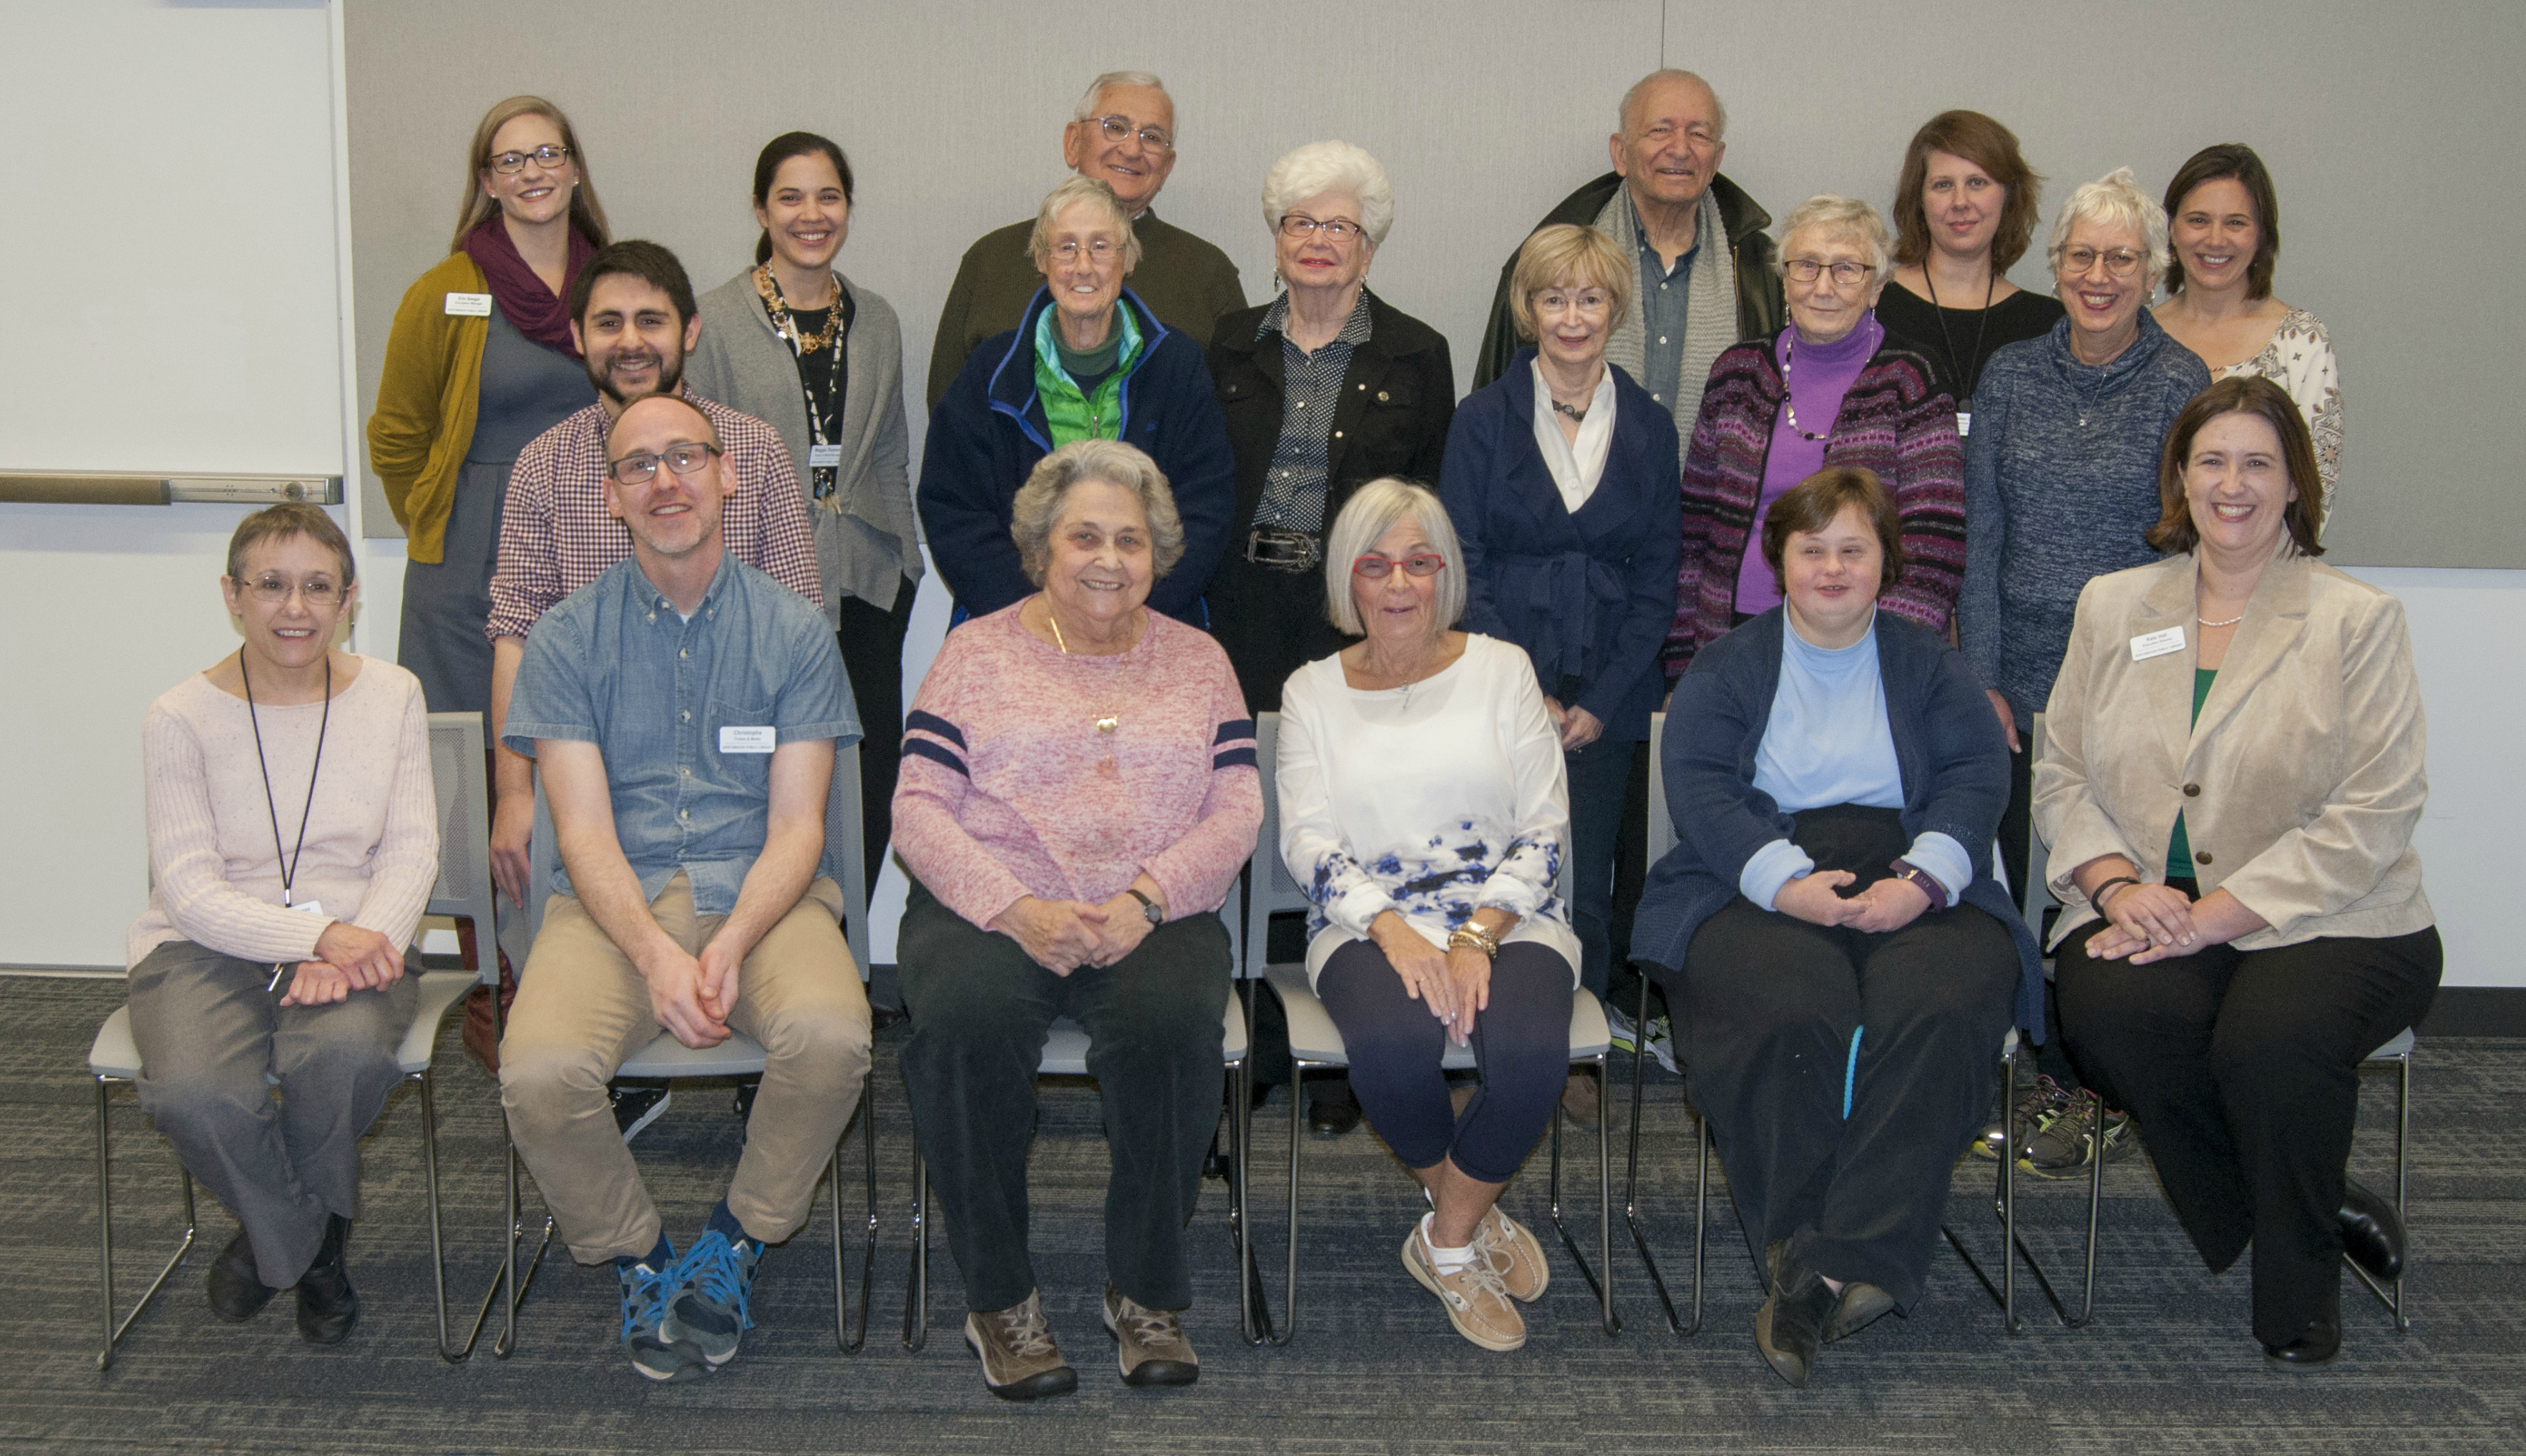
left=127, top=505, right=438, bottom=1345
left=893, top=440, right=1260, bottom=1400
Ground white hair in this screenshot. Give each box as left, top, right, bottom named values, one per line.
left=1618, top=68, right=1728, bottom=141
left=1073, top=70, right=1174, bottom=138
left=1027, top=175, right=1145, bottom=273
left=1259, top=140, right=1395, bottom=248
left=1777, top=195, right=1893, bottom=285
left=1321, top=479, right=1466, bottom=637
left=2047, top=166, right=2172, bottom=289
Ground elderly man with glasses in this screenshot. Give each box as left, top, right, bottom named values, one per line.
left=926, top=70, right=1246, bottom=408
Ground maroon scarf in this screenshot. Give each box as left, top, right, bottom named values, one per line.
left=463, top=217, right=595, bottom=359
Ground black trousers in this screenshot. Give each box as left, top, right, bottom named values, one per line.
left=1677, top=806, right=2017, bottom=1308
left=895, top=878, right=1229, bottom=1314
left=834, top=575, right=918, bottom=884
left=2055, top=910, right=2441, bottom=1344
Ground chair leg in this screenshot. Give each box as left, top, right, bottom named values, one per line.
left=1269, top=1057, right=1312, bottom=1347
left=1227, top=1048, right=1271, bottom=1346
left=1620, top=977, right=1689, bottom=1336
left=852, top=1066, right=877, bottom=1352
left=1691, top=1108, right=1708, bottom=1337
left=900, top=1145, right=930, bottom=1352
left=1545, top=1055, right=1619, bottom=1335
left=1943, top=1036, right=2078, bottom=1330
left=94, top=1075, right=198, bottom=1372
left=463, top=1128, right=553, bottom=1361
left=2346, top=1051, right=2414, bottom=1331
left=418, top=1067, right=466, bottom=1363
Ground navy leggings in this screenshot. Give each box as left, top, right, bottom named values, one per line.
left=1315, top=939, right=1573, bottom=1184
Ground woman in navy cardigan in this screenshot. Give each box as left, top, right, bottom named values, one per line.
left=1440, top=224, right=1680, bottom=1012
left=1630, top=466, right=2038, bottom=1389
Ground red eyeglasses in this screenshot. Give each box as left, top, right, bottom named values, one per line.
left=1351, top=552, right=1447, bottom=579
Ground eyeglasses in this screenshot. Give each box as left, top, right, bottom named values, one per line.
left=487, top=144, right=571, bottom=175
left=2059, top=246, right=2145, bottom=278
left=607, top=440, right=721, bottom=486
left=1049, top=238, right=1119, bottom=266
left=1279, top=215, right=1363, bottom=243
left=1352, top=552, right=1447, bottom=579
left=243, top=575, right=343, bottom=606
left=1783, top=258, right=1872, bottom=285
left=1088, top=114, right=1172, bottom=152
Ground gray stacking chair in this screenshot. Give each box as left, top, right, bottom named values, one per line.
left=90, top=710, right=500, bottom=1369
left=1248, top=712, right=1616, bottom=1344
left=474, top=741, right=879, bottom=1357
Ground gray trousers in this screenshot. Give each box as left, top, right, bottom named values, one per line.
left=127, top=939, right=416, bottom=1287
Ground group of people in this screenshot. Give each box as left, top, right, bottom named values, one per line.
left=120, top=62, right=2429, bottom=1399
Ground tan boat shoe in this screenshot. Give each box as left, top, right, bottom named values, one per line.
left=1403, top=1223, right=1526, bottom=1351
left=964, top=1289, right=1077, bottom=1402
left=1476, top=1206, right=1551, bottom=1303
left=1102, top=1284, right=1199, bottom=1387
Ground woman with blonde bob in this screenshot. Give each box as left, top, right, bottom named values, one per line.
left=1277, top=478, right=1579, bottom=1353
left=2037, top=375, right=2436, bottom=1364
left=366, top=95, right=608, bottom=717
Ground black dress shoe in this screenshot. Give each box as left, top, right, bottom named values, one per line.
left=1753, top=1249, right=1835, bottom=1388
left=2340, top=1177, right=2404, bottom=1282
left=205, top=1228, right=279, bottom=1322
left=1307, top=1097, right=1362, bottom=1138
left=2263, top=1317, right=2341, bottom=1364
left=294, top=1215, right=359, bottom=1345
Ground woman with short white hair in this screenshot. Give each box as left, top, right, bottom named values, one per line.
left=1958, top=166, right=2211, bottom=939
left=1669, top=194, right=1965, bottom=670
left=1276, top=479, right=1579, bottom=1352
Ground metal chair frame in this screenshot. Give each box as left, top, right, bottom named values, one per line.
left=92, top=711, right=501, bottom=1369
left=469, top=742, right=879, bottom=1359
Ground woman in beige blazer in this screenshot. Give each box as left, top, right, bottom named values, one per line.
left=2032, top=375, right=2438, bottom=1367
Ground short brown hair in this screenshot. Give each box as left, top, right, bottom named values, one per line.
left=1892, top=111, right=2043, bottom=273
left=569, top=239, right=698, bottom=328
left=450, top=95, right=609, bottom=255
left=225, top=503, right=354, bottom=585
left=1760, top=467, right=1904, bottom=591
left=2162, top=143, right=2281, bottom=301
left=1507, top=225, right=1632, bottom=342
left=2147, top=376, right=2325, bottom=557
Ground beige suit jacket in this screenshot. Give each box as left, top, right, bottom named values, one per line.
left=2032, top=546, right=2432, bottom=951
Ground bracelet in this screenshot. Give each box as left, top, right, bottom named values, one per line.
left=1446, top=924, right=1501, bottom=959
left=2090, top=876, right=2143, bottom=912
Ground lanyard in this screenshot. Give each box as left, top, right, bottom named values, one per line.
left=1922, top=268, right=1996, bottom=411
left=240, top=650, right=330, bottom=909
left=756, top=265, right=848, bottom=500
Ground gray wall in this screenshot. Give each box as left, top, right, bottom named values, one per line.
left=348, top=0, right=2526, bottom=567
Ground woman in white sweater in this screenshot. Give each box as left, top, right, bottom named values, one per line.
left=127, top=504, right=438, bottom=1345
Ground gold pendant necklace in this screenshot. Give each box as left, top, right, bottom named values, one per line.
left=1045, top=602, right=1131, bottom=775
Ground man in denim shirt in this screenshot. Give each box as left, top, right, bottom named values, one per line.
left=499, top=393, right=868, bottom=1382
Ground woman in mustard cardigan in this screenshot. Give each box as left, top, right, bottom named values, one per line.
left=365, top=95, right=608, bottom=716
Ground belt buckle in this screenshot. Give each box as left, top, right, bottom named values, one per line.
left=1245, top=527, right=1322, bottom=574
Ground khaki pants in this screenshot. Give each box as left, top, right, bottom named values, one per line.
left=499, top=872, right=870, bottom=1263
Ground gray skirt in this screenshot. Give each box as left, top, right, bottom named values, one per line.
left=396, top=457, right=507, bottom=718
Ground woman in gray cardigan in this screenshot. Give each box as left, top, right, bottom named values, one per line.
left=687, top=131, right=922, bottom=879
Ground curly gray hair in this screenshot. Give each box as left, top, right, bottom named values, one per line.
left=1011, top=439, right=1185, bottom=585
left=1260, top=140, right=1395, bottom=249
left=2047, top=166, right=2173, bottom=290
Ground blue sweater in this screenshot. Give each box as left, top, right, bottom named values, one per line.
left=1439, top=350, right=1682, bottom=743
left=1957, top=311, right=2210, bottom=721
left=917, top=286, right=1235, bottom=624
left=1632, top=607, right=2044, bottom=1040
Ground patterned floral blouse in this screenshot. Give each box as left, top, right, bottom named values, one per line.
left=2217, top=307, right=2341, bottom=534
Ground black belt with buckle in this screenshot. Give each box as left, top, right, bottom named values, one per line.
left=1245, top=526, right=1322, bottom=574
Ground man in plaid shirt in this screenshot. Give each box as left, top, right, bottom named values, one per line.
left=487, top=240, right=821, bottom=907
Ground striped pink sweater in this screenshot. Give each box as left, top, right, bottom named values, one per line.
left=1666, top=333, right=1964, bottom=673
left=892, top=603, right=1262, bottom=930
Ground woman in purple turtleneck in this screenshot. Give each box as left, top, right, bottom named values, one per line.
left=1666, top=195, right=1964, bottom=676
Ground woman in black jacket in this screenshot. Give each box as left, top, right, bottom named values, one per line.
left=1205, top=141, right=1455, bottom=713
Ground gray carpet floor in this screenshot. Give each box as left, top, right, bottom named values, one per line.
left=4, top=975, right=2520, bottom=1454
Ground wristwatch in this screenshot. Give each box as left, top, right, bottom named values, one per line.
left=1124, top=887, right=1165, bottom=927
left=1887, top=859, right=1945, bottom=903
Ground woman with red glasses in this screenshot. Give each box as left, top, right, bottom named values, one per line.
left=1275, top=478, right=1579, bottom=1353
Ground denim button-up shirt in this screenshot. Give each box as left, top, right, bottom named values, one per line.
left=503, top=554, right=859, bottom=916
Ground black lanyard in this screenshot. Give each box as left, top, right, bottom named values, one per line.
left=240, top=651, right=330, bottom=909
left=1923, top=269, right=1996, bottom=409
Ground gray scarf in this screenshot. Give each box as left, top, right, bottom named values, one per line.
left=1595, top=183, right=1737, bottom=466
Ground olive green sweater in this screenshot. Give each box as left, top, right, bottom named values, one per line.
left=366, top=252, right=491, bottom=563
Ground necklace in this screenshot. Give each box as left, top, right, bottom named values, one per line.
left=1780, top=333, right=1835, bottom=441
left=1043, top=600, right=1142, bottom=773
left=753, top=264, right=843, bottom=353
left=1921, top=265, right=1995, bottom=410
left=239, top=650, right=331, bottom=912
left=1551, top=398, right=1589, bottom=423
left=2197, top=612, right=2245, bottom=628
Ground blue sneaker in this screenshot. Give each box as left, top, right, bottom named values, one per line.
left=664, top=1229, right=760, bottom=1368
left=618, top=1249, right=702, bottom=1382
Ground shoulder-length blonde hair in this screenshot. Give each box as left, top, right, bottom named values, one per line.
left=449, top=95, right=610, bottom=254
left=1321, top=478, right=1466, bottom=635
left=1507, top=225, right=1632, bottom=343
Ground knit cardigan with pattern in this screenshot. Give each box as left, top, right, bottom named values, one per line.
left=1665, top=331, right=1963, bottom=677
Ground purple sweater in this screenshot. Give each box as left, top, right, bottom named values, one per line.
left=1732, top=316, right=1885, bottom=614
left=1668, top=328, right=1962, bottom=675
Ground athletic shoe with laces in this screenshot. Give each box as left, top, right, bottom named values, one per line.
left=663, top=1228, right=760, bottom=1368
left=2023, top=1088, right=2137, bottom=1178
left=1101, top=1284, right=1199, bottom=1387
left=617, top=1248, right=701, bottom=1382
left=965, top=1289, right=1078, bottom=1400
left=609, top=1082, right=670, bottom=1143
left=1475, top=1206, right=1550, bottom=1303
left=1403, top=1221, right=1525, bottom=1351
left=1605, top=1002, right=1679, bottom=1074
left=1972, top=1073, right=2070, bottom=1161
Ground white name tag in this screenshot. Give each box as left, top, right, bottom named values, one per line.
left=1955, top=411, right=1972, bottom=437
left=719, top=725, right=776, bottom=753
left=2130, top=626, right=2187, bottom=662
left=807, top=443, right=843, bottom=470
left=288, top=898, right=325, bottom=918
left=444, top=292, right=492, bottom=316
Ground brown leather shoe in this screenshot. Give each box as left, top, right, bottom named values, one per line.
left=1403, top=1223, right=1525, bottom=1351
left=964, top=1290, right=1077, bottom=1401
left=1101, top=1284, right=1199, bottom=1387
left=1475, top=1206, right=1551, bottom=1303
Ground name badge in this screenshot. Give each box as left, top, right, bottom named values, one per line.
left=288, top=898, right=326, bottom=918
left=1955, top=411, right=1972, bottom=437
left=719, top=725, right=776, bottom=753
left=807, top=443, right=843, bottom=470
left=2130, top=626, right=2187, bottom=662
left=444, top=292, right=492, bottom=316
